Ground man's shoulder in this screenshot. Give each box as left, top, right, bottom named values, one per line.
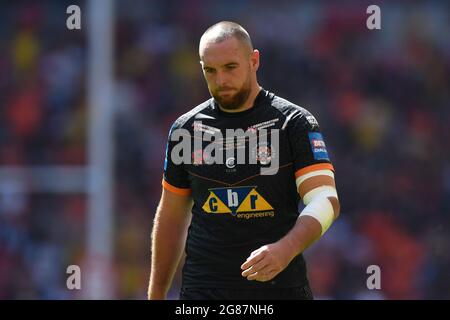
left=269, top=93, right=313, bottom=117
left=170, top=99, right=214, bottom=130
left=268, top=92, right=319, bottom=129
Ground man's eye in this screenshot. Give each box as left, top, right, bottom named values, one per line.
left=205, top=68, right=214, bottom=73
left=226, top=65, right=236, bottom=70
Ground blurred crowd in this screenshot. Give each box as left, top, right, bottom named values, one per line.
left=0, top=0, right=449, bottom=299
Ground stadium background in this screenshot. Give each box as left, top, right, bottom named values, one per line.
left=0, top=0, right=449, bottom=299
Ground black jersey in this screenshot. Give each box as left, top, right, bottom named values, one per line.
left=163, top=89, right=334, bottom=289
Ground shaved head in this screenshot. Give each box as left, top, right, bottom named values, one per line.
left=199, top=21, right=253, bottom=58
left=199, top=21, right=260, bottom=112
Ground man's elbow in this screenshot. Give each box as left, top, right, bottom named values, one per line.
left=328, top=196, right=340, bottom=220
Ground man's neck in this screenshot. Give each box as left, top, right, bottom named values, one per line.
left=219, top=85, right=262, bottom=113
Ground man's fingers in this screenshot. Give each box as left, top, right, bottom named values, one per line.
left=241, top=258, right=269, bottom=277
left=246, top=248, right=260, bottom=261
left=241, top=250, right=265, bottom=270
left=246, top=267, right=275, bottom=281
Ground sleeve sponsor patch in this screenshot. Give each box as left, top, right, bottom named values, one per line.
left=308, top=132, right=330, bottom=161
left=306, top=115, right=319, bottom=128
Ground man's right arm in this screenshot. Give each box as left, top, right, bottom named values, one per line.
left=148, top=187, right=193, bottom=300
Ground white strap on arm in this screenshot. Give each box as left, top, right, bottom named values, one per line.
left=298, top=173, right=338, bottom=236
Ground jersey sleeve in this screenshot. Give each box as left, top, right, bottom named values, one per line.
left=287, top=109, right=334, bottom=178
left=162, top=122, right=192, bottom=196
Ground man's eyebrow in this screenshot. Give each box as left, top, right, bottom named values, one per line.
left=202, top=62, right=238, bottom=70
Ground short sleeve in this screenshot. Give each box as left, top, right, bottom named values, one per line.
left=162, top=122, right=191, bottom=196
left=287, top=109, right=334, bottom=178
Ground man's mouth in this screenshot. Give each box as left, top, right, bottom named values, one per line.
left=218, top=89, right=234, bottom=94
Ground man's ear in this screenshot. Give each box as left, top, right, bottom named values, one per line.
left=251, top=49, right=260, bottom=71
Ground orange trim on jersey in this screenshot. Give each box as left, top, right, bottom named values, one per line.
left=295, top=163, right=334, bottom=178
left=162, top=179, right=192, bottom=196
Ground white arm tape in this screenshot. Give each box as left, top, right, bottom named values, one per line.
left=299, top=185, right=338, bottom=235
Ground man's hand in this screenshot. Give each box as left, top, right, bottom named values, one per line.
left=240, top=215, right=325, bottom=283
left=240, top=241, right=295, bottom=282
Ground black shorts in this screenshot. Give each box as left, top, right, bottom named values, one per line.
left=179, top=284, right=313, bottom=300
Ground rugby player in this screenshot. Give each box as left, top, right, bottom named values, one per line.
left=148, top=21, right=340, bottom=300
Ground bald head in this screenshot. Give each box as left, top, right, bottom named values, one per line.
left=198, top=21, right=260, bottom=112
left=199, top=21, right=253, bottom=58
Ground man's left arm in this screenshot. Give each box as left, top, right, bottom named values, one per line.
left=241, top=170, right=340, bottom=282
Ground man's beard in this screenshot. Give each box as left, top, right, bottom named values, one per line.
left=212, top=78, right=251, bottom=111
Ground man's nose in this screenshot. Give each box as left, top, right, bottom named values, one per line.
left=215, top=71, right=228, bottom=87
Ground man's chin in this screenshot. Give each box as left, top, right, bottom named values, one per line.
left=217, top=99, right=241, bottom=110
left=213, top=88, right=250, bottom=110
left=214, top=96, right=239, bottom=110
